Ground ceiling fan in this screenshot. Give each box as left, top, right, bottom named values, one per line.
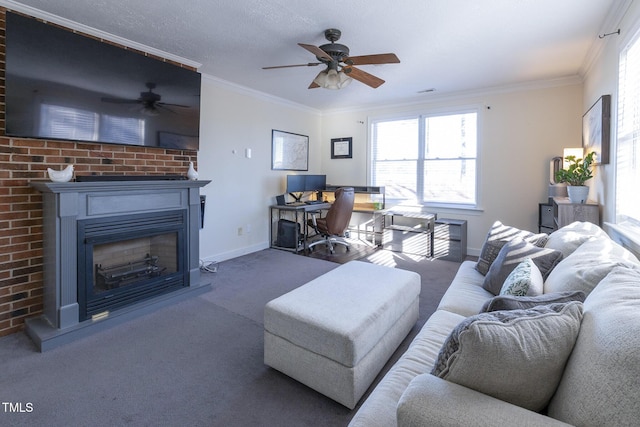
left=263, top=29, right=400, bottom=89
left=101, top=82, right=189, bottom=116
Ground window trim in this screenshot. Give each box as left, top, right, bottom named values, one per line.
left=367, top=104, right=483, bottom=210
left=614, top=20, right=640, bottom=231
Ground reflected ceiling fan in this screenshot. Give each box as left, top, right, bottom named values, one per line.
left=101, top=82, right=189, bottom=116
left=263, top=29, right=400, bottom=89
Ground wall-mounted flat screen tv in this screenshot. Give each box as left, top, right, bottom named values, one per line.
left=5, top=12, right=202, bottom=150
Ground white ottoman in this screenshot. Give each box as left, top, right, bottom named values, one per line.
left=264, top=260, right=421, bottom=409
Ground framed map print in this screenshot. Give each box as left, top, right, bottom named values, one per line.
left=271, top=130, right=309, bottom=171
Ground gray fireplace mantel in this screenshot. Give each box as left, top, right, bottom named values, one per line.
left=27, top=179, right=211, bottom=351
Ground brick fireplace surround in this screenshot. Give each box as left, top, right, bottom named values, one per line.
left=0, top=7, right=199, bottom=338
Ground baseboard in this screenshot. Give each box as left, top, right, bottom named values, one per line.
left=200, top=242, right=270, bottom=264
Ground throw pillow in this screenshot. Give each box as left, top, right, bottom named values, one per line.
left=547, top=266, right=640, bottom=426
left=544, top=235, right=640, bottom=296
left=499, top=258, right=543, bottom=297
left=431, top=301, right=584, bottom=412
left=475, top=221, right=548, bottom=276
left=544, top=221, right=608, bottom=258
left=480, top=290, right=586, bottom=313
left=482, top=237, right=563, bottom=296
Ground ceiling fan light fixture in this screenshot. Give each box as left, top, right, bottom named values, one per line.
left=313, top=68, right=352, bottom=90
left=141, top=105, right=160, bottom=116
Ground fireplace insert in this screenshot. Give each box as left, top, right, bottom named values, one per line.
left=77, top=209, right=188, bottom=321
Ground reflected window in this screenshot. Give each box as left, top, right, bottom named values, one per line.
left=40, top=104, right=98, bottom=141
left=102, top=115, right=144, bottom=145
left=39, top=104, right=144, bottom=145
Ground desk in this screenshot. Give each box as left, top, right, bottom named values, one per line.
left=270, top=203, right=331, bottom=253
left=381, top=207, right=436, bottom=257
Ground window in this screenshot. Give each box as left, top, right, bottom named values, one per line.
left=616, top=28, right=640, bottom=231
left=370, top=110, right=478, bottom=207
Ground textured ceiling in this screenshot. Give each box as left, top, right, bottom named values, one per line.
left=3, top=0, right=621, bottom=112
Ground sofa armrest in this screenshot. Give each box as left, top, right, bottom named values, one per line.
left=397, top=374, right=573, bottom=427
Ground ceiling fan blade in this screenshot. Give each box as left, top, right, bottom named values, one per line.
left=262, top=62, right=321, bottom=70
left=344, top=66, right=385, bottom=88
left=298, top=43, right=333, bottom=62
left=157, top=102, right=190, bottom=108
left=346, top=53, right=400, bottom=66
left=101, top=97, right=141, bottom=104
left=155, top=104, right=177, bottom=114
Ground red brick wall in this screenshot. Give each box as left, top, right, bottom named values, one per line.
left=0, top=8, right=198, bottom=336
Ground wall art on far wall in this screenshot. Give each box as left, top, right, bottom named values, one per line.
left=331, top=137, right=352, bottom=159
left=271, top=129, right=309, bottom=171
left=583, top=94, right=611, bottom=165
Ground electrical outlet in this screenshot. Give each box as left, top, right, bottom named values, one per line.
left=246, top=224, right=251, bottom=233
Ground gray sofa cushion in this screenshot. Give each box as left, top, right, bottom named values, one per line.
left=544, top=235, right=640, bottom=296
left=431, top=301, right=583, bottom=412
left=548, top=266, right=640, bottom=426
left=397, top=374, right=573, bottom=427
left=480, top=291, right=585, bottom=313
left=483, top=238, right=563, bottom=295
left=544, top=220, right=608, bottom=258
left=475, top=221, right=548, bottom=275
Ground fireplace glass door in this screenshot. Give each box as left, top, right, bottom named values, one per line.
left=78, top=210, right=188, bottom=320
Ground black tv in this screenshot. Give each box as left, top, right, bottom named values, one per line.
left=5, top=12, right=201, bottom=150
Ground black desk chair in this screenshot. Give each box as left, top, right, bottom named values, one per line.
left=307, top=187, right=355, bottom=253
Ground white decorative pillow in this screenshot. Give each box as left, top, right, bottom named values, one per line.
left=431, top=301, right=584, bottom=412
left=499, top=258, right=543, bottom=296
left=475, top=221, right=548, bottom=276
left=544, top=221, right=608, bottom=258
left=544, top=236, right=640, bottom=296
left=483, top=237, right=563, bottom=296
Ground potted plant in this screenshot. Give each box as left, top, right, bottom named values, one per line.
left=555, top=151, right=596, bottom=203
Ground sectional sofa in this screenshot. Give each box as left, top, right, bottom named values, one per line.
left=349, top=221, right=640, bottom=427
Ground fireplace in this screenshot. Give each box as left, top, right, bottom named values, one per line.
left=78, top=210, right=188, bottom=321
left=28, top=179, right=210, bottom=351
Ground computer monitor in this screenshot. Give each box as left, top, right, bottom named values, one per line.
left=286, top=174, right=326, bottom=202
left=286, top=175, right=306, bottom=193
left=304, top=175, right=326, bottom=192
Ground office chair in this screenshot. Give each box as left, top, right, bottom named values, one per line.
left=307, top=187, right=355, bottom=253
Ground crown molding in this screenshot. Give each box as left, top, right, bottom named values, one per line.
left=321, top=75, right=584, bottom=116
left=201, top=73, right=321, bottom=115
left=0, top=0, right=202, bottom=69
left=580, top=0, right=634, bottom=78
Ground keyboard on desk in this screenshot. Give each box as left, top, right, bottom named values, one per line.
left=304, top=200, right=325, bottom=205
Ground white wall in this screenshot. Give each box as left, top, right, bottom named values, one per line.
left=196, top=1, right=640, bottom=262
left=582, top=0, right=640, bottom=225
left=321, top=82, right=583, bottom=253
left=197, top=76, right=321, bottom=262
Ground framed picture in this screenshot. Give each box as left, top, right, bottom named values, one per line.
left=271, top=130, right=309, bottom=171
left=331, top=137, right=352, bottom=159
left=582, top=94, right=611, bottom=165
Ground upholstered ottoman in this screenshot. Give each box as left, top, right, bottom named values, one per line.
left=264, top=260, right=421, bottom=409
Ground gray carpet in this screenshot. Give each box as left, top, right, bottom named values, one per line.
left=0, top=248, right=461, bottom=427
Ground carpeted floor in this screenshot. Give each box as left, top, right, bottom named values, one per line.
left=0, top=248, right=462, bottom=427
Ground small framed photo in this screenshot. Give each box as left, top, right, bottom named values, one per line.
left=331, top=137, right=352, bottom=159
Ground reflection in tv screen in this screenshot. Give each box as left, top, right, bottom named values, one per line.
left=5, top=12, right=201, bottom=151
